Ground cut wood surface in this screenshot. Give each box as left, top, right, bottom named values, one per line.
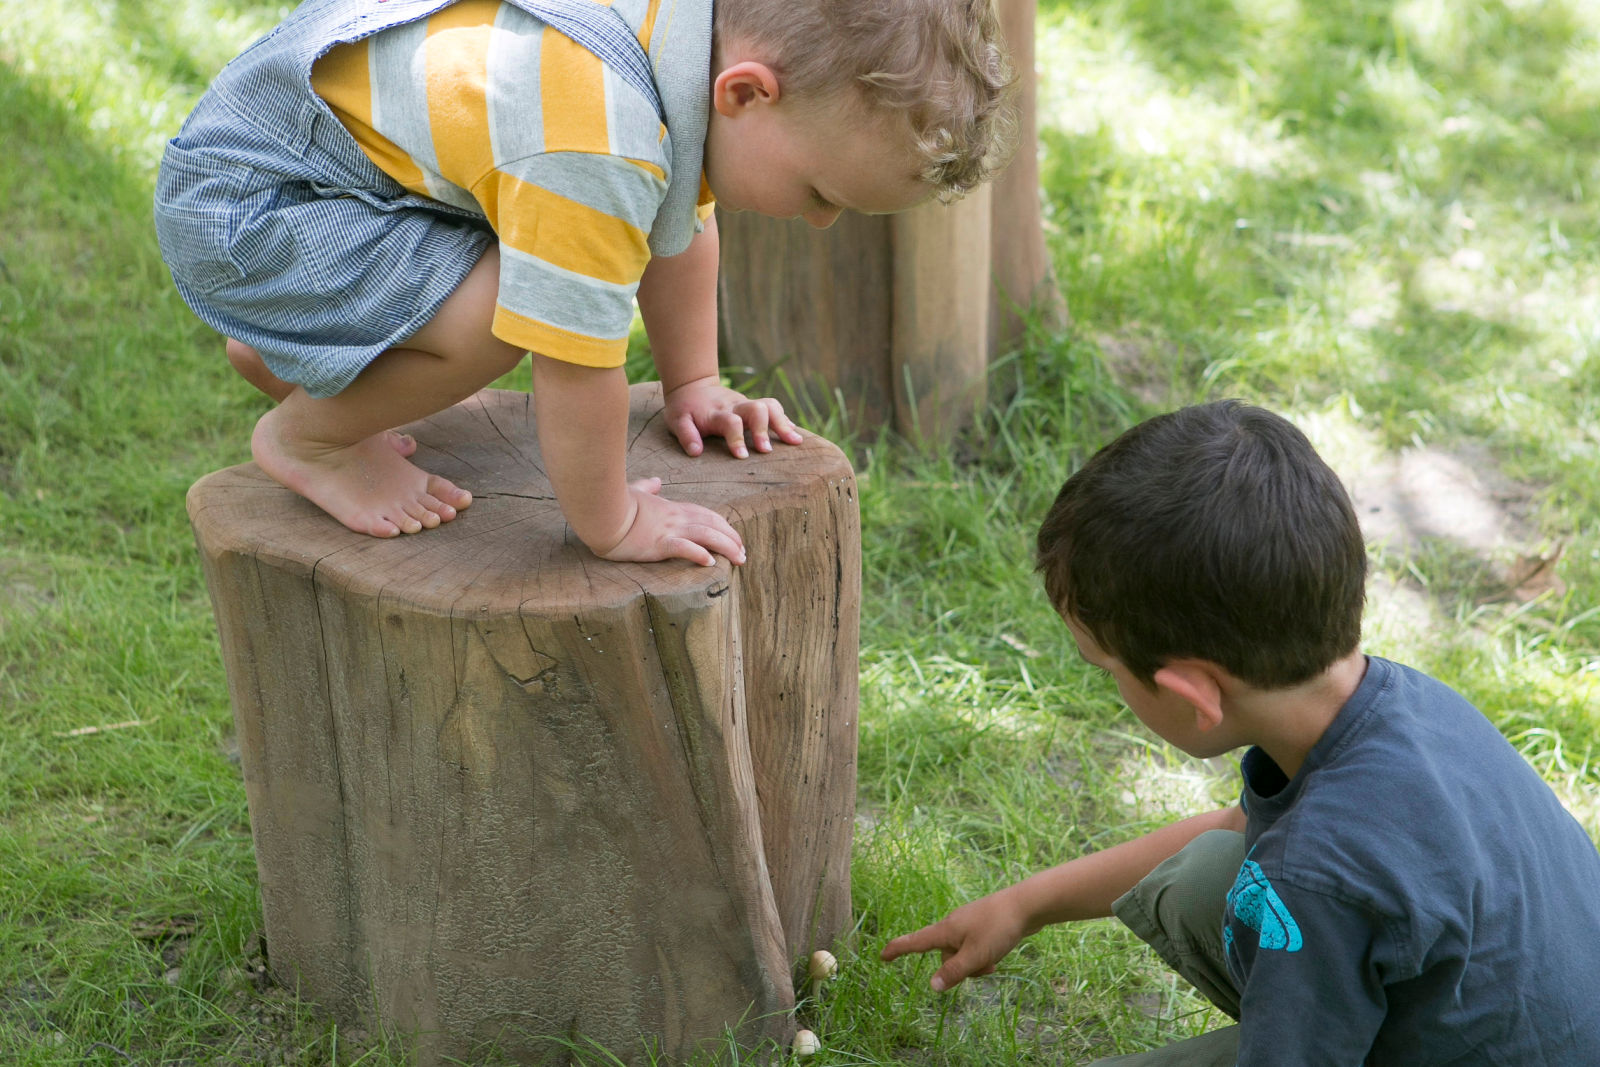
left=187, top=385, right=860, bottom=1065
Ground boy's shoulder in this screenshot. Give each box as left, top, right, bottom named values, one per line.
left=1252, top=660, right=1543, bottom=870
left=1311, top=655, right=1506, bottom=781
left=1240, top=655, right=1600, bottom=1062
left=1255, top=656, right=1598, bottom=913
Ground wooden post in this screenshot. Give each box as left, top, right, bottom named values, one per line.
left=988, top=0, right=1064, bottom=355
left=187, top=385, right=860, bottom=1065
left=717, top=0, right=1064, bottom=442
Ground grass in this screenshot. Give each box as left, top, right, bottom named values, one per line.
left=2, top=0, right=1597, bottom=1062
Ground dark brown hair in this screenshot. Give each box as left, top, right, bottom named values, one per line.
left=1036, top=401, right=1366, bottom=688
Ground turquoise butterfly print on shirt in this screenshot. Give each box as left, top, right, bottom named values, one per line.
left=1226, top=859, right=1303, bottom=952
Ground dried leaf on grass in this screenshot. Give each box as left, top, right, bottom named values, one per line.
left=52, top=718, right=153, bottom=739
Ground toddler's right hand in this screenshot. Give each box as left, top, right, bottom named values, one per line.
left=596, top=478, right=745, bottom=567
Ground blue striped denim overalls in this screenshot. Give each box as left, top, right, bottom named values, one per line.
left=153, top=0, right=708, bottom=398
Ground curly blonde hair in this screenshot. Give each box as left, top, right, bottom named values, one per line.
left=713, top=0, right=1018, bottom=199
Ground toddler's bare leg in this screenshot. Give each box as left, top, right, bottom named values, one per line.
left=250, top=247, right=524, bottom=537
left=227, top=338, right=418, bottom=457
left=226, top=338, right=296, bottom=403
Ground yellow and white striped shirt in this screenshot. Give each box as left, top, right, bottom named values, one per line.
left=312, top=0, right=713, bottom=368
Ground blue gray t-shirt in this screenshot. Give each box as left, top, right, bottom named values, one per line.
left=1226, top=656, right=1600, bottom=1065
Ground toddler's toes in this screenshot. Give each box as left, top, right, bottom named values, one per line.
left=362, top=514, right=403, bottom=538
left=386, top=431, right=418, bottom=457
left=401, top=498, right=442, bottom=530
left=418, top=492, right=457, bottom=523
left=426, top=475, right=472, bottom=512
left=391, top=509, right=425, bottom=535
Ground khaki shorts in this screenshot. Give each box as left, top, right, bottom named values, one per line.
left=1088, top=829, right=1245, bottom=1066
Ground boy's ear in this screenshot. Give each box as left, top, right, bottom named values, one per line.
left=712, top=61, right=781, bottom=116
left=1152, top=661, right=1227, bottom=733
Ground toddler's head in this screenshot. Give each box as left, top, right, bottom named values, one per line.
left=710, top=0, right=1015, bottom=203
left=1035, top=401, right=1367, bottom=690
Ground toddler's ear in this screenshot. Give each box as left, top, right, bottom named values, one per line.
left=1152, top=662, right=1226, bottom=732
left=712, top=61, right=781, bottom=116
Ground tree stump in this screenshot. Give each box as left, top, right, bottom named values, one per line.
left=717, top=0, right=1065, bottom=442
left=187, top=385, right=860, bottom=1065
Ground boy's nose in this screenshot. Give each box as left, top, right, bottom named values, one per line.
left=803, top=205, right=844, bottom=229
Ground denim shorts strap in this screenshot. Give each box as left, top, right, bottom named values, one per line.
left=518, top=0, right=661, bottom=117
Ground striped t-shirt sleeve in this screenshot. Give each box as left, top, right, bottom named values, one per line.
left=311, top=0, right=671, bottom=368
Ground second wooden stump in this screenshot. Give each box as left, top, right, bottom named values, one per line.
left=187, top=385, right=860, bottom=1064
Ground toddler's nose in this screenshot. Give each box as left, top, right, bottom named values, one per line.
left=803, top=204, right=844, bottom=229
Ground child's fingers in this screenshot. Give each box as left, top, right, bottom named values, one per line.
left=735, top=400, right=773, bottom=453
left=928, top=938, right=1001, bottom=991
left=609, top=486, right=744, bottom=565
left=765, top=399, right=804, bottom=445
left=659, top=498, right=744, bottom=565
left=882, top=922, right=996, bottom=991
left=707, top=411, right=748, bottom=459
left=681, top=530, right=743, bottom=566
left=661, top=537, right=717, bottom=568
left=661, top=527, right=743, bottom=567
left=668, top=412, right=705, bottom=457
left=931, top=957, right=975, bottom=992
left=684, top=507, right=745, bottom=564
left=880, top=924, right=949, bottom=963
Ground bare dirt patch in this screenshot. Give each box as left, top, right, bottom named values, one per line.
left=1094, top=328, right=1183, bottom=407
left=0, top=554, right=56, bottom=617
left=1346, top=442, right=1563, bottom=603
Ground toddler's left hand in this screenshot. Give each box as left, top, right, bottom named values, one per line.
left=663, top=376, right=804, bottom=459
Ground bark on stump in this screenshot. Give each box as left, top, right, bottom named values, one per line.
left=187, top=384, right=860, bottom=1065
left=716, top=0, right=1065, bottom=442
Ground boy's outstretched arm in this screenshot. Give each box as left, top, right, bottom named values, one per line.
left=636, top=214, right=803, bottom=457
left=531, top=354, right=745, bottom=566
left=882, top=805, right=1245, bottom=992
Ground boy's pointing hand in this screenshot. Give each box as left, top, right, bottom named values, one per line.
left=664, top=376, right=804, bottom=459
left=880, top=892, right=1029, bottom=992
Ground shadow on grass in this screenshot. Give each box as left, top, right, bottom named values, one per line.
left=1050, top=0, right=1600, bottom=145
left=1029, top=0, right=1592, bottom=418
left=0, top=51, right=259, bottom=561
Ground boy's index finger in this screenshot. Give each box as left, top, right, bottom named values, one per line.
left=880, top=923, right=948, bottom=962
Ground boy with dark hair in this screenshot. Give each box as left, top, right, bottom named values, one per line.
left=882, top=400, right=1600, bottom=1064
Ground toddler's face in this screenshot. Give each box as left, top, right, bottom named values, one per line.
left=704, top=92, right=932, bottom=227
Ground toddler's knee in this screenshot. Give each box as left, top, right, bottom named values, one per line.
left=225, top=337, right=257, bottom=375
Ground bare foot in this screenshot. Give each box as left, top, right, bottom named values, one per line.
left=226, top=339, right=417, bottom=458
left=385, top=430, right=419, bottom=457
left=252, top=408, right=472, bottom=537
